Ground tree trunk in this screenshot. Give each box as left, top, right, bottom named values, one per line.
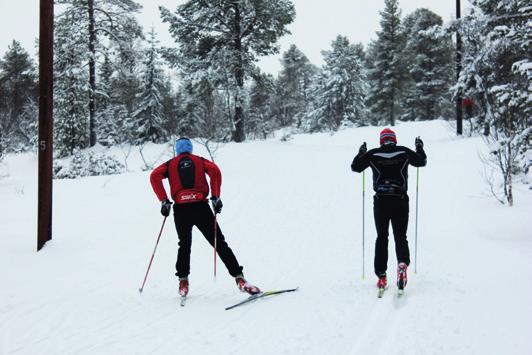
left=506, top=114, right=513, bottom=206
left=390, top=86, right=395, bottom=126
left=456, top=0, right=463, bottom=135
left=88, top=0, right=97, bottom=146
left=232, top=3, right=245, bottom=142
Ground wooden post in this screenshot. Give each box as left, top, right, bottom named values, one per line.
left=37, top=0, right=54, bottom=251
left=456, top=0, right=463, bottom=135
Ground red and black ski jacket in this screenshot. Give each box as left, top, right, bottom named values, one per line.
left=150, top=153, right=221, bottom=204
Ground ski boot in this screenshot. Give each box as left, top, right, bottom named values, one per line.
left=179, top=277, right=189, bottom=297
left=377, top=275, right=387, bottom=289
left=397, top=262, right=408, bottom=292
left=377, top=274, right=387, bottom=298
left=235, top=275, right=261, bottom=295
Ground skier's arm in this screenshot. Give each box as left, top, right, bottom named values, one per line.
left=408, top=147, right=427, bottom=167
left=351, top=150, right=370, bottom=172
left=203, top=158, right=222, bottom=197
left=150, top=161, right=169, bottom=201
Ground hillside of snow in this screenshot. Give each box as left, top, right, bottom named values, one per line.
left=1, top=120, right=531, bottom=355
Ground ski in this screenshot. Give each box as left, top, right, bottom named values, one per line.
left=180, top=295, right=187, bottom=307
left=225, top=287, right=299, bottom=311
left=397, top=289, right=405, bottom=298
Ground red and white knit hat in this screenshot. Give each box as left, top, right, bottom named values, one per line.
left=380, top=128, right=397, bottom=145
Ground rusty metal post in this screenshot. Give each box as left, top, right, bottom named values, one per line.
left=37, top=0, right=54, bottom=251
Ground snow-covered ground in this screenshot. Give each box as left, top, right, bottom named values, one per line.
left=1, top=120, right=531, bottom=355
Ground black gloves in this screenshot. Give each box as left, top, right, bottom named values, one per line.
left=415, top=137, right=424, bottom=150
left=210, top=196, right=223, bottom=214
left=161, top=199, right=172, bottom=217
left=359, top=142, right=367, bottom=155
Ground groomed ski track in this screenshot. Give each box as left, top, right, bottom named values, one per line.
left=1, top=120, right=531, bottom=354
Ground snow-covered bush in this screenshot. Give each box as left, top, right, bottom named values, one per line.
left=54, top=150, right=124, bottom=179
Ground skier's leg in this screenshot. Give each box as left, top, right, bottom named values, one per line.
left=373, top=195, right=391, bottom=277
left=391, top=195, right=410, bottom=266
left=173, top=205, right=194, bottom=278
left=194, top=203, right=243, bottom=277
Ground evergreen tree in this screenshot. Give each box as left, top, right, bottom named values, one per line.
left=131, top=29, right=168, bottom=144
left=160, top=78, right=181, bottom=137
left=54, top=10, right=90, bottom=157
left=305, top=35, right=367, bottom=131
left=56, top=0, right=143, bottom=146
left=248, top=70, right=276, bottom=138
left=0, top=40, right=37, bottom=153
left=96, top=53, right=121, bottom=146
left=457, top=0, right=531, bottom=205
left=367, top=0, right=408, bottom=126
left=401, top=9, right=454, bottom=121
left=275, top=44, right=317, bottom=128
left=110, top=40, right=143, bottom=144
left=160, top=0, right=295, bottom=142
left=175, top=76, right=225, bottom=142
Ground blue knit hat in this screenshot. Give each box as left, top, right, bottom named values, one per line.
left=175, top=137, right=193, bottom=155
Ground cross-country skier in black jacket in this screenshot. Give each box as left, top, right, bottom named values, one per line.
left=351, top=128, right=427, bottom=292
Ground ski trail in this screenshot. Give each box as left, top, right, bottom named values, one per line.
left=350, top=290, right=407, bottom=355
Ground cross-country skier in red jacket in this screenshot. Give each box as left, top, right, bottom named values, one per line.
left=150, top=137, right=260, bottom=297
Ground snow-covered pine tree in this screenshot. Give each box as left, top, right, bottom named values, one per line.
left=247, top=69, right=276, bottom=139
left=96, top=53, right=121, bottom=147
left=160, top=0, right=295, bottom=142
left=275, top=44, right=317, bottom=128
left=0, top=40, right=37, bottom=154
left=305, top=35, right=367, bottom=132
left=457, top=0, right=531, bottom=205
left=54, top=9, right=90, bottom=157
left=178, top=73, right=230, bottom=141
left=110, top=40, right=143, bottom=144
left=159, top=78, right=181, bottom=138
left=131, top=29, right=168, bottom=145
left=366, top=0, right=408, bottom=126
left=401, top=8, right=454, bottom=121
left=56, top=0, right=143, bottom=146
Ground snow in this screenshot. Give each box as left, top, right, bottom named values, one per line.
left=1, top=120, right=531, bottom=355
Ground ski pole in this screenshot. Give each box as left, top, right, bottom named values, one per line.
left=213, top=212, right=218, bottom=279
left=362, top=171, right=366, bottom=280
left=415, top=167, right=419, bottom=274
left=139, top=216, right=167, bottom=293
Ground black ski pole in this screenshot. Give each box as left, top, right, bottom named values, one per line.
left=415, top=168, right=419, bottom=273
left=362, top=171, right=366, bottom=280
left=213, top=212, right=218, bottom=280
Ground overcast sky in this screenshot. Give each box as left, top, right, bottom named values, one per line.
left=0, top=0, right=462, bottom=74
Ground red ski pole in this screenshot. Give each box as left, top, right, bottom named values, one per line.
left=139, top=217, right=167, bottom=293
left=213, top=213, right=218, bottom=279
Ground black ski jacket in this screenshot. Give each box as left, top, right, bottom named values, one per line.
left=351, top=144, right=427, bottom=195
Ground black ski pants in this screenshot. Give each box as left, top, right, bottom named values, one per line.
left=173, top=202, right=243, bottom=278
left=373, top=194, right=410, bottom=277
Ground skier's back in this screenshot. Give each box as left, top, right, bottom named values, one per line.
left=150, top=137, right=261, bottom=299
left=351, top=128, right=426, bottom=293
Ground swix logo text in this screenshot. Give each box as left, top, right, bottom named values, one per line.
left=181, top=193, right=199, bottom=201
